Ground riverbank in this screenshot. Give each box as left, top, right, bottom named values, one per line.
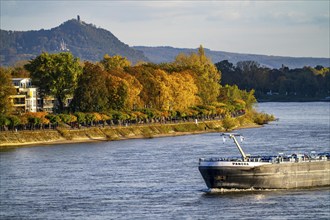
left=257, top=96, right=330, bottom=102
left=0, top=119, right=260, bottom=149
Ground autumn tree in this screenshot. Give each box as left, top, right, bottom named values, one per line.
left=106, top=74, right=129, bottom=110
left=126, top=65, right=159, bottom=109
left=107, top=68, right=142, bottom=110
left=71, top=62, right=131, bottom=112
left=100, top=54, right=131, bottom=70
left=173, top=45, right=221, bottom=104
left=168, top=70, right=199, bottom=111
left=126, top=66, right=173, bottom=110
left=0, top=67, right=16, bottom=115
left=25, top=52, right=82, bottom=112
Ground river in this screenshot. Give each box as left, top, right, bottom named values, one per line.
left=1, top=102, right=329, bottom=219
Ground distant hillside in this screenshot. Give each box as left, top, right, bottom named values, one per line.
left=133, top=46, right=330, bottom=69
left=1, top=18, right=329, bottom=68
left=0, top=18, right=148, bottom=66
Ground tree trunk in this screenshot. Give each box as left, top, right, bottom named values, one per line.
left=57, top=96, right=65, bottom=113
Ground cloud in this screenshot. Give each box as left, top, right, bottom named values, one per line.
left=0, top=0, right=329, bottom=57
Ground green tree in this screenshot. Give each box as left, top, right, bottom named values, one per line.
left=218, top=85, right=256, bottom=111
left=85, top=113, right=96, bottom=125
left=58, top=113, right=76, bottom=124
left=25, top=52, right=82, bottom=112
left=74, top=112, right=86, bottom=125
left=0, top=114, right=10, bottom=129
left=100, top=54, right=131, bottom=70
left=8, top=115, right=20, bottom=129
left=46, top=114, right=61, bottom=124
left=71, top=62, right=109, bottom=112
left=0, top=67, right=16, bottom=115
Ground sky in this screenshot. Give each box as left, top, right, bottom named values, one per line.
left=1, top=0, right=329, bottom=58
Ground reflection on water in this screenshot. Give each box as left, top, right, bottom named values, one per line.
left=0, top=102, right=329, bottom=219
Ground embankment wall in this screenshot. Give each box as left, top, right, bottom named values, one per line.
left=1, top=120, right=255, bottom=149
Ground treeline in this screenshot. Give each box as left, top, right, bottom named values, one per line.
left=215, top=60, right=330, bottom=100
left=1, top=46, right=263, bottom=130
left=0, top=107, right=250, bottom=132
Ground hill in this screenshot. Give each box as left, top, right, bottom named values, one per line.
left=0, top=18, right=148, bottom=66
left=133, top=46, right=330, bottom=69
left=1, top=17, right=329, bottom=68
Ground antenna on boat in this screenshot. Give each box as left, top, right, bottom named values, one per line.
left=221, top=133, right=248, bottom=161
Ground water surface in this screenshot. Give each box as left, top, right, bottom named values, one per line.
left=1, top=102, right=329, bottom=219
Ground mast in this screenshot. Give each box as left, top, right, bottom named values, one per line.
left=223, top=133, right=248, bottom=161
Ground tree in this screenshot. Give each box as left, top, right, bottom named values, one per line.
left=46, top=114, right=61, bottom=124
left=25, top=52, right=82, bottom=112
left=168, top=70, right=199, bottom=111
left=10, top=60, right=30, bottom=78
left=173, top=45, right=221, bottom=104
left=126, top=65, right=161, bottom=109
left=215, top=60, right=237, bottom=85
left=106, top=74, right=129, bottom=110
left=218, top=85, right=256, bottom=111
left=100, top=54, right=131, bottom=70
left=0, top=114, right=11, bottom=129
left=71, top=62, right=109, bottom=112
left=72, top=61, right=137, bottom=112
left=8, top=115, right=20, bottom=129
left=0, top=67, right=16, bottom=115
left=107, top=68, right=143, bottom=110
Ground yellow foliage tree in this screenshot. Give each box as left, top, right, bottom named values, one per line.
left=173, top=45, right=221, bottom=105
left=24, top=112, right=50, bottom=124
left=108, top=69, right=143, bottom=110
left=168, top=70, right=199, bottom=111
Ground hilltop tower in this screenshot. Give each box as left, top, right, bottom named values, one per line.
left=77, top=15, right=81, bottom=23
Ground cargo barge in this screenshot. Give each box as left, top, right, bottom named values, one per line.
left=198, top=133, right=330, bottom=189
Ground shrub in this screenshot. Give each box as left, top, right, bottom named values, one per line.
left=7, top=115, right=20, bottom=129
left=28, top=116, right=41, bottom=126
left=222, top=116, right=238, bottom=131
left=58, top=114, right=76, bottom=124
left=46, top=114, right=61, bottom=124
left=253, top=112, right=275, bottom=125
left=85, top=113, right=96, bottom=125
left=0, top=114, right=10, bottom=127
left=74, top=112, right=86, bottom=124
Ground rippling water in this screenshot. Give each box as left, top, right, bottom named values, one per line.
left=1, top=102, right=329, bottom=219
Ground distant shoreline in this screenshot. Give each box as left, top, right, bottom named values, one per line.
left=257, top=98, right=330, bottom=103
left=0, top=120, right=261, bottom=150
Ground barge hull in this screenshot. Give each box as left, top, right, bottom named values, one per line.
left=199, top=161, right=330, bottom=189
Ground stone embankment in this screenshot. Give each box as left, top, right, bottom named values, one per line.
left=0, top=120, right=259, bottom=149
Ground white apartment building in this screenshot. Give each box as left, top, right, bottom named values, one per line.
left=11, top=78, right=37, bottom=113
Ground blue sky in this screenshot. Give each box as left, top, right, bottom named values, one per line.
left=1, top=0, right=329, bottom=58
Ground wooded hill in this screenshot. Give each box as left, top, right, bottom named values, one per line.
left=0, top=19, right=148, bottom=66
left=134, top=46, right=330, bottom=69
left=1, top=17, right=328, bottom=69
